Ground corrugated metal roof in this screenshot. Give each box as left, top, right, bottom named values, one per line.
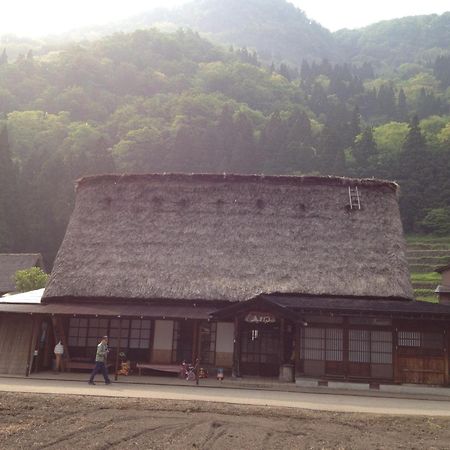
left=1, top=288, right=44, bottom=304
left=435, top=285, right=450, bottom=294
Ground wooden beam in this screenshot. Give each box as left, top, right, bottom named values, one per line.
left=26, top=317, right=40, bottom=376
left=192, top=320, right=199, bottom=363
left=114, top=318, right=122, bottom=381
left=232, top=316, right=240, bottom=377
left=25, top=316, right=37, bottom=377
left=343, top=317, right=349, bottom=380
left=295, top=323, right=301, bottom=378
left=52, top=316, right=70, bottom=362
left=444, top=328, right=449, bottom=386
left=279, top=318, right=285, bottom=367
left=393, top=326, right=400, bottom=383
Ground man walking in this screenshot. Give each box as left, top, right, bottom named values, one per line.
left=88, top=336, right=111, bottom=385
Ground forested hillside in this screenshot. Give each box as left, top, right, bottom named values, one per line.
left=116, top=0, right=450, bottom=70
left=120, top=0, right=337, bottom=64
left=0, top=2, right=449, bottom=266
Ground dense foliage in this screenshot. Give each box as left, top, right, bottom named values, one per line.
left=15, top=267, right=49, bottom=292
left=0, top=6, right=449, bottom=266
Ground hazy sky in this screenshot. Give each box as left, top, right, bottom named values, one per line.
left=1, top=0, right=449, bottom=37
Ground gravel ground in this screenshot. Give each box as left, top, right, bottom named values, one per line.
left=0, top=392, right=449, bottom=449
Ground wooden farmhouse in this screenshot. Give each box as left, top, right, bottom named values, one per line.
left=0, top=174, right=449, bottom=386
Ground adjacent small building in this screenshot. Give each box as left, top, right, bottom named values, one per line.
left=435, top=264, right=450, bottom=305
left=0, top=253, right=45, bottom=296
left=0, top=173, right=449, bottom=386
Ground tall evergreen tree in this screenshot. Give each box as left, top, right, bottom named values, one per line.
left=353, top=127, right=377, bottom=174
left=397, top=88, right=408, bottom=122
left=377, top=84, right=396, bottom=118
left=284, top=110, right=316, bottom=173
left=0, top=48, right=7, bottom=65
left=0, top=126, right=19, bottom=251
left=397, top=116, right=430, bottom=231
left=260, top=112, right=287, bottom=174
left=319, top=123, right=346, bottom=176
left=230, top=112, right=257, bottom=173
left=215, top=105, right=236, bottom=171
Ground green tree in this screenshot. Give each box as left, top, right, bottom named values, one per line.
left=0, top=48, right=7, bottom=65
left=15, top=267, right=49, bottom=292
left=397, top=88, right=408, bottom=122
left=260, top=111, right=287, bottom=173
left=0, top=126, right=20, bottom=251
left=285, top=109, right=316, bottom=173
left=397, top=116, right=430, bottom=231
left=353, top=127, right=378, bottom=174
left=230, top=112, right=258, bottom=173
left=420, top=208, right=450, bottom=235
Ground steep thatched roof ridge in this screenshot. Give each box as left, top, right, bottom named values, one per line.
left=44, top=173, right=413, bottom=302
left=0, top=254, right=44, bottom=294
left=76, top=173, right=399, bottom=192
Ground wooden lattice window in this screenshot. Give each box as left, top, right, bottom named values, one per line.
left=398, top=331, right=443, bottom=349
left=109, top=319, right=130, bottom=349
left=68, top=318, right=88, bottom=347
left=129, top=319, right=152, bottom=349
left=199, top=322, right=217, bottom=365
left=301, top=327, right=343, bottom=361
left=86, top=318, right=108, bottom=347
left=349, top=330, right=392, bottom=364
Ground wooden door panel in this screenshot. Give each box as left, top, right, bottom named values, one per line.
left=399, top=356, right=445, bottom=385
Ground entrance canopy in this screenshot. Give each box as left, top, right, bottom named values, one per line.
left=210, top=295, right=307, bottom=323
left=211, top=294, right=450, bottom=321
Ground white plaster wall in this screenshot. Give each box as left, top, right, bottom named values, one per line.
left=153, top=320, right=174, bottom=350
left=216, top=322, right=234, bottom=353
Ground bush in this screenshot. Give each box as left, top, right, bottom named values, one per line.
left=15, top=267, right=48, bottom=292
left=420, top=207, right=450, bottom=235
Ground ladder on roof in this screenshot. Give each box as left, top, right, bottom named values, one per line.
left=348, top=186, right=361, bottom=210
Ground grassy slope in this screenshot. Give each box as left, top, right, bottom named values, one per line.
left=406, top=235, right=450, bottom=303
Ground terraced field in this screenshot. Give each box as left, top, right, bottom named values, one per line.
left=406, top=235, right=450, bottom=302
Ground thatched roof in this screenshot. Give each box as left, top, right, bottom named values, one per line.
left=0, top=254, right=44, bottom=295
left=44, top=173, right=413, bottom=303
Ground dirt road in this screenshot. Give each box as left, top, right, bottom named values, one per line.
left=0, top=392, right=450, bottom=449
left=1, top=377, right=450, bottom=416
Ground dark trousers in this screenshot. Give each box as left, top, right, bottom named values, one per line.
left=89, top=361, right=110, bottom=383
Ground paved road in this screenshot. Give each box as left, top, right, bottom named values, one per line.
left=0, top=377, right=449, bottom=417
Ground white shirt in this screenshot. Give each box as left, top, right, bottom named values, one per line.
left=54, top=342, right=64, bottom=355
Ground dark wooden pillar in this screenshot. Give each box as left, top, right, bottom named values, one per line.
left=393, top=326, right=400, bottom=383
left=232, top=316, right=241, bottom=377
left=279, top=318, right=285, bottom=368
left=114, top=318, right=122, bottom=381
left=52, top=315, right=70, bottom=363
left=444, top=328, right=449, bottom=386
left=148, top=319, right=155, bottom=363
left=192, top=320, right=199, bottom=363
left=343, top=317, right=349, bottom=380
left=26, top=316, right=40, bottom=376
left=295, top=323, right=301, bottom=378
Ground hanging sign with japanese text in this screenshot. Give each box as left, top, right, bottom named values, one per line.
left=244, top=311, right=276, bottom=324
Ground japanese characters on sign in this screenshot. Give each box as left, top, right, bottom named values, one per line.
left=244, top=311, right=276, bottom=324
